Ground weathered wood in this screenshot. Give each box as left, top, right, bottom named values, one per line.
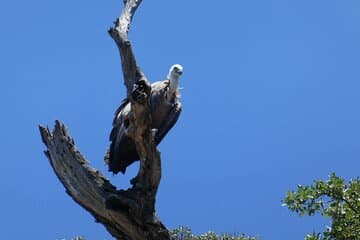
left=39, top=0, right=171, bottom=239
left=40, top=122, right=137, bottom=239
left=39, top=121, right=169, bottom=240
left=108, top=0, right=143, bottom=94
left=108, top=0, right=164, bottom=216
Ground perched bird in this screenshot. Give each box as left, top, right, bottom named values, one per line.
left=106, top=64, right=183, bottom=174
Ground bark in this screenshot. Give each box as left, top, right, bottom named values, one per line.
left=39, top=1, right=170, bottom=239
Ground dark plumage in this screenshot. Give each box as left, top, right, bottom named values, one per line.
left=106, top=65, right=183, bottom=174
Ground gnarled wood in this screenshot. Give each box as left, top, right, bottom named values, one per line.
left=39, top=121, right=169, bottom=240
left=39, top=0, right=171, bottom=239
left=108, top=0, right=143, bottom=94
left=40, top=121, right=146, bottom=240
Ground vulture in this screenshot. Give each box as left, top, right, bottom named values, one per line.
left=106, top=64, right=183, bottom=174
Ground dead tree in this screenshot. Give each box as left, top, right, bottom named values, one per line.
left=39, top=1, right=171, bottom=239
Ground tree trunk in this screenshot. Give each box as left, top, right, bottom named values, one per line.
left=39, top=1, right=170, bottom=239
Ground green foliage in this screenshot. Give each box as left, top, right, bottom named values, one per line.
left=170, top=226, right=256, bottom=240
left=67, top=228, right=255, bottom=240
left=283, top=173, right=360, bottom=240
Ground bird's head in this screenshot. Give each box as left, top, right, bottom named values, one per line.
left=167, top=64, right=183, bottom=80
left=167, top=64, right=183, bottom=98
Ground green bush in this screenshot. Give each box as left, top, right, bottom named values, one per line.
left=283, top=173, right=360, bottom=240
left=170, top=226, right=256, bottom=240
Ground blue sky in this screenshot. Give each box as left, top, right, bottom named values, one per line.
left=1, top=0, right=359, bottom=239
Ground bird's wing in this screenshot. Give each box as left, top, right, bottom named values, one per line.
left=105, top=98, right=138, bottom=174
left=150, top=80, right=182, bottom=144
left=109, top=98, right=130, bottom=155
left=112, top=98, right=130, bottom=126
left=105, top=80, right=181, bottom=174
left=154, top=101, right=182, bottom=144
left=149, top=80, right=169, bottom=110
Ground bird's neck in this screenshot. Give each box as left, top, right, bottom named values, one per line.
left=168, top=74, right=179, bottom=97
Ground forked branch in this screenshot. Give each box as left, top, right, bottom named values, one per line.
left=39, top=0, right=170, bottom=239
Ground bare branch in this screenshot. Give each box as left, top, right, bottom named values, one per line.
left=107, top=0, right=163, bottom=203
left=118, top=0, right=143, bottom=34
left=39, top=121, right=142, bottom=240
left=39, top=121, right=169, bottom=240
left=39, top=1, right=171, bottom=239
left=108, top=0, right=144, bottom=94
